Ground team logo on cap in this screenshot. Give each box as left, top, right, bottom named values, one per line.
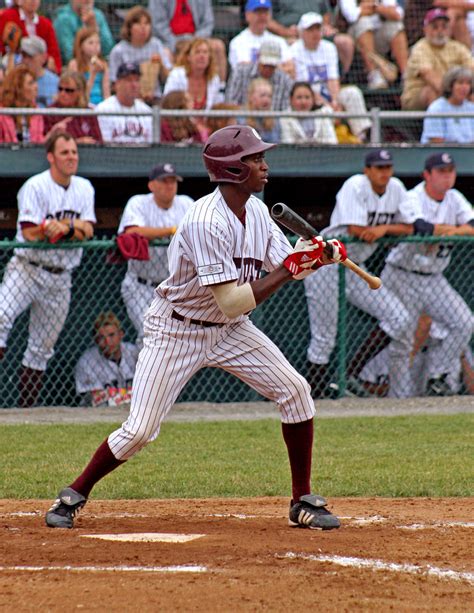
left=380, top=150, right=390, bottom=159
left=164, top=163, right=175, bottom=173
left=441, top=153, right=452, bottom=164
left=251, top=128, right=262, bottom=140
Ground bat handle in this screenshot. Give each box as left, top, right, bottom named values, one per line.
left=341, top=258, right=382, bottom=290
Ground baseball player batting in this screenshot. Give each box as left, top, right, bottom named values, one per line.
left=45, top=125, right=347, bottom=531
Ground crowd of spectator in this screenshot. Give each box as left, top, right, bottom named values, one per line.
left=0, top=0, right=473, bottom=145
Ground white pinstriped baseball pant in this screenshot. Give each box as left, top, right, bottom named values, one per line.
left=108, top=297, right=315, bottom=460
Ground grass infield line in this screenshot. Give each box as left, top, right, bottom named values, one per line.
left=281, top=553, right=474, bottom=585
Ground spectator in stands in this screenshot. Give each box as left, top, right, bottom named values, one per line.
left=433, top=0, right=473, bottom=50
left=206, top=102, right=241, bottom=135
left=109, top=6, right=173, bottom=106
left=95, top=61, right=152, bottom=144
left=75, top=312, right=138, bottom=408
left=401, top=8, right=474, bottom=110
left=0, top=66, right=5, bottom=100
left=68, top=27, right=110, bottom=105
left=290, top=12, right=371, bottom=143
left=42, top=69, right=102, bottom=144
left=53, top=0, right=114, bottom=65
left=164, top=37, right=223, bottom=136
left=280, top=80, right=337, bottom=144
left=266, top=0, right=355, bottom=75
left=225, top=39, right=293, bottom=110
left=339, top=0, right=408, bottom=90
left=0, top=0, right=62, bottom=73
left=19, top=35, right=58, bottom=107
left=241, top=77, right=280, bottom=142
left=228, top=0, right=294, bottom=77
left=0, top=64, right=43, bottom=142
left=159, top=89, right=205, bottom=143
left=421, top=66, right=474, bottom=144
left=148, top=0, right=227, bottom=82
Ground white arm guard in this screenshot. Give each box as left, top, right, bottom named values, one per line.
left=210, top=281, right=257, bottom=319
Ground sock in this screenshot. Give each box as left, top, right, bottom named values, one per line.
left=347, top=326, right=391, bottom=378
left=281, top=418, right=313, bottom=503
left=307, top=362, right=329, bottom=398
left=70, top=438, right=125, bottom=498
left=18, top=366, right=44, bottom=408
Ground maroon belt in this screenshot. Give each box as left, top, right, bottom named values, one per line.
left=171, top=310, right=222, bottom=328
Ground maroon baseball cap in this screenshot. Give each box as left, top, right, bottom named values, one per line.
left=424, top=8, right=449, bottom=26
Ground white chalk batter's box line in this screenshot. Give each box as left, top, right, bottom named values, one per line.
left=280, top=552, right=474, bottom=586
left=0, top=565, right=208, bottom=574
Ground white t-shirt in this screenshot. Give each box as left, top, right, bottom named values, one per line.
left=155, top=187, right=292, bottom=323
left=96, top=95, right=153, bottom=144
left=228, top=28, right=291, bottom=71
left=386, top=182, right=473, bottom=274
left=290, top=38, right=339, bottom=94
left=327, top=174, right=414, bottom=264
left=163, top=67, right=224, bottom=109
left=118, top=192, right=194, bottom=282
left=75, top=342, right=138, bottom=393
left=15, top=170, right=96, bottom=270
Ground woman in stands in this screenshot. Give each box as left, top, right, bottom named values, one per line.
left=109, top=5, right=172, bottom=105
left=42, top=69, right=102, bottom=144
left=159, top=89, right=205, bottom=144
left=280, top=81, right=338, bottom=144
left=421, top=66, right=474, bottom=144
left=242, top=77, right=280, bottom=143
left=0, top=65, right=44, bottom=143
left=69, top=27, right=110, bottom=105
left=163, top=38, right=223, bottom=135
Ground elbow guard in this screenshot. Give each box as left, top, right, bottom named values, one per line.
left=413, top=218, right=434, bottom=236
left=210, top=282, right=257, bottom=319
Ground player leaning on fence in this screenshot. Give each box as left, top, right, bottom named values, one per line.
left=0, top=132, right=95, bottom=407
left=45, top=124, right=348, bottom=531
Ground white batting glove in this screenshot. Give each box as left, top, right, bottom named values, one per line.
left=283, top=236, right=326, bottom=280
left=317, top=238, right=348, bottom=266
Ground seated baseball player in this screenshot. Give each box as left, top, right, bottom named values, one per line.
left=118, top=162, right=194, bottom=344
left=45, top=124, right=347, bottom=532
left=75, top=312, right=138, bottom=407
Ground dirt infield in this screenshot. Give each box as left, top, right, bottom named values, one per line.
left=1, top=497, right=473, bottom=611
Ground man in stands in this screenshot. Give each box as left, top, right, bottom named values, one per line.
left=228, top=0, right=294, bottom=77
left=225, top=38, right=293, bottom=109
left=402, top=8, right=474, bottom=110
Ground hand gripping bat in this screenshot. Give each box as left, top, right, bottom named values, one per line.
left=271, top=203, right=382, bottom=290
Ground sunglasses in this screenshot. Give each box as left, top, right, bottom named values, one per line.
left=58, top=86, right=77, bottom=93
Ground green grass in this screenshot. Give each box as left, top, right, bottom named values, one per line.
left=0, top=414, right=472, bottom=499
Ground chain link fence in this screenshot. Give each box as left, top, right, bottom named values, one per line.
left=0, top=235, right=472, bottom=408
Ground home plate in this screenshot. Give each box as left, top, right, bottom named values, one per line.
left=80, top=533, right=205, bottom=543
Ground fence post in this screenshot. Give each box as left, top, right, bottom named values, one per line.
left=369, top=107, right=381, bottom=144
left=336, top=263, right=347, bottom=398
left=152, top=106, right=161, bottom=144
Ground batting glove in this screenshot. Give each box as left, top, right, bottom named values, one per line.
left=316, top=238, right=348, bottom=267
left=283, top=236, right=326, bottom=280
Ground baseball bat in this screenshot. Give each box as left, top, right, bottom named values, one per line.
left=271, top=202, right=382, bottom=290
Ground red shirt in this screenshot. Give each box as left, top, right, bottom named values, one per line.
left=0, top=7, right=62, bottom=73
left=169, top=0, right=195, bottom=36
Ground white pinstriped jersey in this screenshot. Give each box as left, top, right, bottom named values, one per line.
left=327, top=174, right=414, bottom=263
left=155, top=187, right=292, bottom=323
left=75, top=342, right=139, bottom=393
left=14, top=170, right=96, bottom=270
left=118, top=193, right=194, bottom=282
left=386, top=182, right=474, bottom=274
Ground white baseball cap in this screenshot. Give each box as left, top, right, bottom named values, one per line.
left=259, top=40, right=281, bottom=66
left=297, top=12, right=323, bottom=31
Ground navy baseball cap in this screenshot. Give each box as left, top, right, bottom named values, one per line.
left=364, top=149, right=393, bottom=167
left=424, top=152, right=455, bottom=171
left=149, top=163, right=183, bottom=181
left=245, top=0, right=272, bottom=11
left=117, top=61, right=141, bottom=79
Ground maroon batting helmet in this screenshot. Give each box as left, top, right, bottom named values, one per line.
left=202, top=125, right=276, bottom=183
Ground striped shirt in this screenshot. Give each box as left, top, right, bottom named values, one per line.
left=225, top=62, right=294, bottom=110
left=118, top=192, right=194, bottom=282
left=15, top=170, right=96, bottom=270
left=155, top=187, right=292, bottom=322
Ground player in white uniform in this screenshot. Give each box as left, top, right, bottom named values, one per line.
left=46, top=125, right=348, bottom=531
left=75, top=312, right=138, bottom=407
left=381, top=152, right=474, bottom=395
left=118, top=163, right=194, bottom=343
left=0, top=132, right=95, bottom=407
left=305, top=149, right=417, bottom=399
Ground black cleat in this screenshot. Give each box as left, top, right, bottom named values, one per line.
left=289, top=494, right=340, bottom=530
left=426, top=374, right=455, bottom=397
left=45, top=487, right=87, bottom=528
